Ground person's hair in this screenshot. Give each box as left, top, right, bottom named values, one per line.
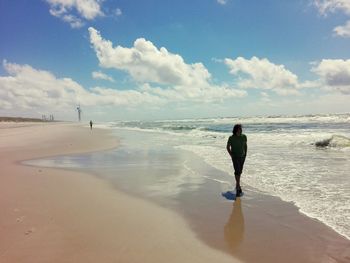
left=232, top=124, right=242, bottom=135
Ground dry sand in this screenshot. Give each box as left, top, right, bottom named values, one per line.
left=0, top=122, right=241, bottom=263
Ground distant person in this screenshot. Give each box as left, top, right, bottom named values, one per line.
left=90, top=120, right=93, bottom=130
left=226, top=124, right=247, bottom=197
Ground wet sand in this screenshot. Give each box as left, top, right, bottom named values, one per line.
left=141, top=148, right=350, bottom=263
left=0, top=122, right=240, bottom=263
left=178, top=181, right=350, bottom=263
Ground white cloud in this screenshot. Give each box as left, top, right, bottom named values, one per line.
left=311, top=59, right=350, bottom=94
left=313, top=0, right=350, bottom=15
left=217, top=0, right=228, bottom=5
left=115, top=8, right=122, bottom=16
left=224, top=56, right=301, bottom=95
left=334, top=20, right=350, bottom=37
left=92, top=71, right=115, bottom=82
left=88, top=27, right=211, bottom=86
left=46, top=0, right=104, bottom=28
left=313, top=0, right=350, bottom=37
left=49, top=7, right=85, bottom=28
left=61, top=14, right=85, bottom=28
left=224, top=57, right=350, bottom=95
left=88, top=27, right=246, bottom=102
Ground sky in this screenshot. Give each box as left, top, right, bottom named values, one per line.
left=0, top=0, right=349, bottom=121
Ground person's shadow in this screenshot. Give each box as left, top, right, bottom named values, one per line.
left=224, top=198, right=245, bottom=252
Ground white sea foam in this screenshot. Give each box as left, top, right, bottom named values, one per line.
left=93, top=123, right=113, bottom=130
left=150, top=113, right=350, bottom=125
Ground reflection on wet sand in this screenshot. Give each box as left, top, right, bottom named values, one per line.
left=224, top=198, right=244, bottom=252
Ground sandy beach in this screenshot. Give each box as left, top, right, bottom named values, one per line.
left=0, top=122, right=241, bottom=263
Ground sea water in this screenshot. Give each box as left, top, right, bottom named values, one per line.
left=105, top=113, right=350, bottom=240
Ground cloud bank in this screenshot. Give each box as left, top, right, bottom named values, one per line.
left=0, top=57, right=245, bottom=118
left=0, top=60, right=163, bottom=116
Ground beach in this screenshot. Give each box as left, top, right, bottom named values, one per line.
left=1, top=122, right=349, bottom=263
left=2, top=0, right=350, bottom=262
left=0, top=122, right=241, bottom=263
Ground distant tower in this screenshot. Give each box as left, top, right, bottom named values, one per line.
left=77, top=104, right=82, bottom=122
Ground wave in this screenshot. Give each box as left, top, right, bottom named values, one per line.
left=314, top=135, right=350, bottom=148
left=161, top=125, right=198, bottom=131
left=124, top=113, right=350, bottom=125
left=111, top=114, right=350, bottom=134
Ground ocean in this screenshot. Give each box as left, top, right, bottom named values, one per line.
left=27, top=113, right=350, bottom=240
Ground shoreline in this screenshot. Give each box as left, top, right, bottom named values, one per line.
left=0, top=123, right=240, bottom=263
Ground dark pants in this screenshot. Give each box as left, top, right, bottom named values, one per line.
left=232, top=157, right=245, bottom=176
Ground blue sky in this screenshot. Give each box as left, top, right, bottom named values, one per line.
left=0, top=0, right=349, bottom=121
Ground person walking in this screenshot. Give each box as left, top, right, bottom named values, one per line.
left=89, top=120, right=93, bottom=130
left=226, top=124, right=247, bottom=197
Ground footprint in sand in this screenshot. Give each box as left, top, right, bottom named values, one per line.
left=25, top=228, right=36, bottom=236
left=16, top=216, right=25, bottom=223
